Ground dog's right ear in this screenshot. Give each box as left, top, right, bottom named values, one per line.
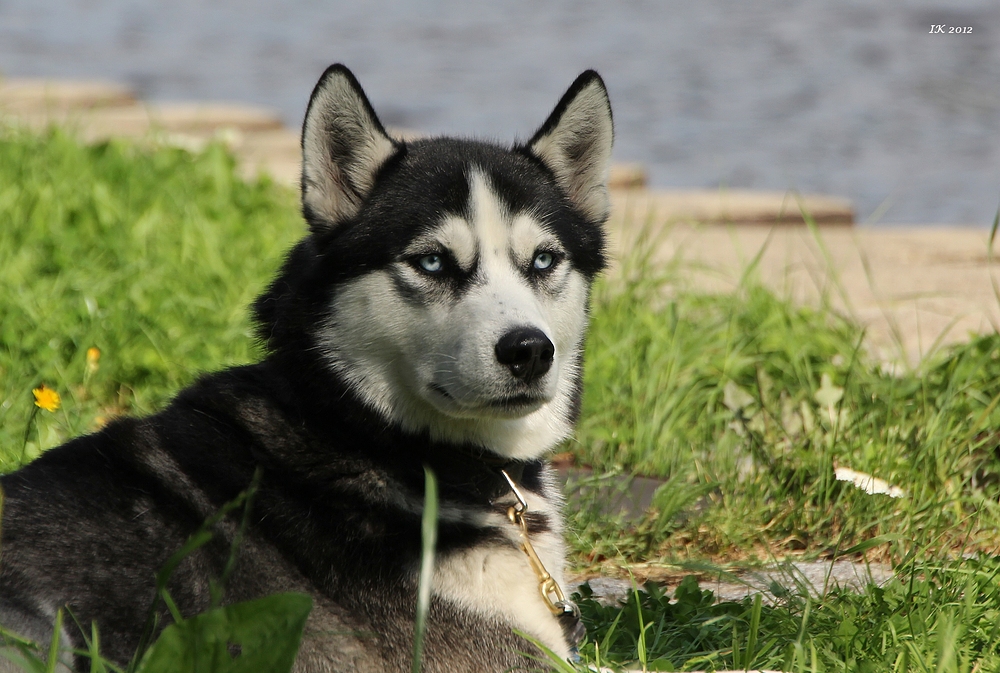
left=301, top=64, right=398, bottom=231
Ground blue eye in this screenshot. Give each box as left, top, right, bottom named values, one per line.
left=418, top=254, right=444, bottom=273
left=533, top=252, right=555, bottom=270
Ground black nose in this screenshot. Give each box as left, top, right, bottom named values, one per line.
left=494, top=327, right=555, bottom=384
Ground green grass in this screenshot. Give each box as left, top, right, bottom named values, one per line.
left=5, top=127, right=1000, bottom=670
left=571, top=555, right=1000, bottom=672
left=0, top=127, right=301, bottom=468
left=569, top=229, right=1000, bottom=567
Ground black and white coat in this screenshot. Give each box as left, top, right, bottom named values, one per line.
left=0, top=65, right=613, bottom=672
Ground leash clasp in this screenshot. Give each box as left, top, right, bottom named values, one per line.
left=500, top=469, right=570, bottom=615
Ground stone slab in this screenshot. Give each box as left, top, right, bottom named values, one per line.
left=578, top=559, right=893, bottom=607
left=608, top=213, right=999, bottom=366
left=608, top=163, right=647, bottom=190
left=611, top=188, right=854, bottom=226
left=0, top=78, right=136, bottom=112
left=556, top=464, right=668, bottom=521
left=229, top=127, right=303, bottom=184
left=2, top=100, right=284, bottom=143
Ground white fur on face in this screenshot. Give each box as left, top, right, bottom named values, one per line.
left=316, top=170, right=591, bottom=459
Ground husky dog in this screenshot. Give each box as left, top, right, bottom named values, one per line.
left=0, top=65, right=612, bottom=671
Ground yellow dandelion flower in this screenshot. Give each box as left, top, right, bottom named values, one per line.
left=86, top=347, right=101, bottom=374
left=32, top=384, right=61, bottom=413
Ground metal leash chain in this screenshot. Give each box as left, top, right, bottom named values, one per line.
left=499, top=470, right=582, bottom=626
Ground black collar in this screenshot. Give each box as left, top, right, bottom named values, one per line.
left=419, top=443, right=535, bottom=505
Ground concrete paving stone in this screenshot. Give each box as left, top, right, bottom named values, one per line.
left=608, top=163, right=647, bottom=190
left=2, top=101, right=284, bottom=143
left=577, top=559, right=894, bottom=607
left=139, top=103, right=285, bottom=134
left=611, top=188, right=854, bottom=226
left=607, top=212, right=1000, bottom=366
left=0, top=77, right=136, bottom=112
left=558, top=465, right=669, bottom=520
left=228, top=127, right=302, bottom=184
left=385, top=126, right=426, bottom=142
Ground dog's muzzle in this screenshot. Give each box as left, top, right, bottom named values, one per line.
left=494, top=327, right=554, bottom=384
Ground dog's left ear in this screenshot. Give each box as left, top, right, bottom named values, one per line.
left=526, top=71, right=614, bottom=223
left=301, top=64, right=398, bottom=230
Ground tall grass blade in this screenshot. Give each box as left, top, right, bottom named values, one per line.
left=88, top=622, right=108, bottom=673
left=127, top=469, right=262, bottom=673
left=44, top=609, right=63, bottom=673
left=211, top=467, right=263, bottom=609
left=411, top=467, right=438, bottom=673
left=746, top=592, right=762, bottom=668
left=988, top=206, right=1000, bottom=310
left=511, top=630, right=578, bottom=673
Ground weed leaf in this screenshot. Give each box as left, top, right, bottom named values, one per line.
left=136, top=593, right=311, bottom=673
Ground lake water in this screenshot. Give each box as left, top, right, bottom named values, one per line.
left=1, top=0, right=998, bottom=224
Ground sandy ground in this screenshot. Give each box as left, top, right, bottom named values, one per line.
left=609, top=191, right=1000, bottom=366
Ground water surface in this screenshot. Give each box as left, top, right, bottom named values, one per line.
left=1, top=0, right=997, bottom=224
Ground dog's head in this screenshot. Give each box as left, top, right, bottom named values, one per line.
left=257, top=65, right=613, bottom=460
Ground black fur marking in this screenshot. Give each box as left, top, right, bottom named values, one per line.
left=518, top=460, right=546, bottom=493
left=387, top=266, right=431, bottom=308
left=256, top=137, right=606, bottom=356
left=522, top=512, right=551, bottom=536
left=1, top=65, right=608, bottom=671
left=406, top=248, right=482, bottom=299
